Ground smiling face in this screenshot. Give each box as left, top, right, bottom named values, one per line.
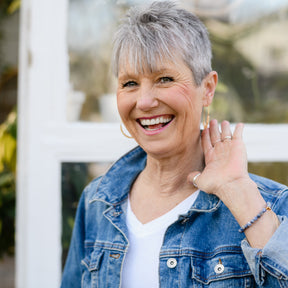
left=117, top=58, right=217, bottom=159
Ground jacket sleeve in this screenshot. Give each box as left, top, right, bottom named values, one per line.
left=60, top=191, right=86, bottom=288
left=241, top=189, right=288, bottom=287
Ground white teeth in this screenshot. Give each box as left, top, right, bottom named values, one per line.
left=140, top=116, right=172, bottom=126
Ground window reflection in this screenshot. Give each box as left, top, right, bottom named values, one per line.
left=248, top=162, right=288, bottom=186
left=67, top=0, right=125, bottom=122
left=61, top=162, right=111, bottom=268
left=67, top=0, right=288, bottom=123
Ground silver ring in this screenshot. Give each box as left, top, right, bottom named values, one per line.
left=223, top=136, right=232, bottom=141
left=192, top=173, right=201, bottom=188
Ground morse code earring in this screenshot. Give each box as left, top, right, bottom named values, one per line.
left=203, top=106, right=210, bottom=129
left=120, top=124, right=133, bottom=139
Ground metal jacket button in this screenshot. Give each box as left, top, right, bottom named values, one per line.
left=214, top=259, right=225, bottom=274
left=167, top=258, right=177, bottom=268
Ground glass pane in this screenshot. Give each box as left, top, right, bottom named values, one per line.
left=61, top=162, right=111, bottom=268
left=206, top=4, right=288, bottom=123
left=248, top=162, right=288, bottom=186
left=67, top=0, right=288, bottom=123
left=67, top=0, right=127, bottom=122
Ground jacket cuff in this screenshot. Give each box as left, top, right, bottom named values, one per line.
left=241, top=216, right=288, bottom=286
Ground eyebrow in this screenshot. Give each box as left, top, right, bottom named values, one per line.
left=118, top=67, right=176, bottom=80
left=118, top=73, right=138, bottom=82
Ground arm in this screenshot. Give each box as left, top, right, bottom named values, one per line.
left=188, top=119, right=288, bottom=286
left=241, top=215, right=288, bottom=286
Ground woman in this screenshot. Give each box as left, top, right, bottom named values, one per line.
left=61, top=1, right=288, bottom=287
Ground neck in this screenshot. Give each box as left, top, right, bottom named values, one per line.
left=129, top=140, right=204, bottom=223
left=139, top=141, right=204, bottom=197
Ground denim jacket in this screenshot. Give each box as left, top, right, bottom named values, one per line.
left=61, top=146, right=288, bottom=288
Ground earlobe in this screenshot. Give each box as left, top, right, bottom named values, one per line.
left=202, top=106, right=210, bottom=129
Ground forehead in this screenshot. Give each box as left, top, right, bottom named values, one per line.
left=118, top=55, right=189, bottom=78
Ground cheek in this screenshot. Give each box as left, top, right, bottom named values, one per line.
left=162, top=84, right=201, bottom=113
left=116, top=91, right=135, bottom=120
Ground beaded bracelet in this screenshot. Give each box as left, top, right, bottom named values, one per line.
left=239, top=203, right=272, bottom=233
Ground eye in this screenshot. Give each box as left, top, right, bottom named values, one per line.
left=159, top=77, right=174, bottom=84
left=122, top=81, right=138, bottom=88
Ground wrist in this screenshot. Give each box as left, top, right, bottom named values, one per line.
left=216, top=176, right=257, bottom=204
left=217, top=177, right=266, bottom=227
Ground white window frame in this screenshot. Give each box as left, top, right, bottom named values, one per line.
left=16, top=0, right=288, bottom=287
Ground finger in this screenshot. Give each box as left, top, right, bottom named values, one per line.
left=221, top=120, right=232, bottom=141
left=201, top=128, right=213, bottom=154
left=233, top=123, right=244, bottom=140
left=209, top=119, right=221, bottom=146
left=187, top=171, right=202, bottom=189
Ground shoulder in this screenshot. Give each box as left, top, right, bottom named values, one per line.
left=82, top=176, right=103, bottom=206
left=81, top=146, right=147, bottom=206
left=249, top=173, right=287, bottom=194
left=249, top=173, right=288, bottom=211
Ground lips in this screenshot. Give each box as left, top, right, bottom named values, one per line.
left=137, top=115, right=174, bottom=131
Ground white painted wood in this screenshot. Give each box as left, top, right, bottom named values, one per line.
left=244, top=124, right=288, bottom=162
left=16, top=0, right=70, bottom=287
left=16, top=0, right=288, bottom=287
left=41, top=122, right=288, bottom=163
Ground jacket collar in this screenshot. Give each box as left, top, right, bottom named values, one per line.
left=92, top=146, right=220, bottom=212
left=92, top=146, right=146, bottom=204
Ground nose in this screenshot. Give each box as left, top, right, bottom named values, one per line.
left=136, top=84, right=159, bottom=111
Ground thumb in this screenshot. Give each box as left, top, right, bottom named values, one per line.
left=187, top=171, right=202, bottom=189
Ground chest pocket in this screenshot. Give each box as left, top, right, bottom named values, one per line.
left=191, top=252, right=255, bottom=287
left=82, top=248, right=104, bottom=272
left=81, top=245, right=125, bottom=288
left=81, top=248, right=104, bottom=288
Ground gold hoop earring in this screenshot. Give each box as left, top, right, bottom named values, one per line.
left=203, top=106, right=210, bottom=129
left=120, top=124, right=133, bottom=139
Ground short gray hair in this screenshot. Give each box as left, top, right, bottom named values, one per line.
left=112, top=0, right=212, bottom=86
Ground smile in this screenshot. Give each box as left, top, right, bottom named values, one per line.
left=137, top=115, right=174, bottom=131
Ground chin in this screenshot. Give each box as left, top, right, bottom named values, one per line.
left=139, top=141, right=180, bottom=159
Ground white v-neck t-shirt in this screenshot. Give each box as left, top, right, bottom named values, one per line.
left=121, top=190, right=199, bottom=288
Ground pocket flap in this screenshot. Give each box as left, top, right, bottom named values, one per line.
left=82, top=249, right=104, bottom=272
left=191, top=253, right=252, bottom=284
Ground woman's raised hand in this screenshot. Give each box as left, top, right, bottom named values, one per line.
left=188, top=119, right=250, bottom=199
left=188, top=120, right=278, bottom=248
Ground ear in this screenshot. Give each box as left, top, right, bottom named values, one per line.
left=202, top=71, right=218, bottom=107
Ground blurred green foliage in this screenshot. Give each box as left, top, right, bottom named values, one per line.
left=0, top=0, right=18, bottom=18
left=0, top=110, right=17, bottom=257
left=0, top=0, right=20, bottom=258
